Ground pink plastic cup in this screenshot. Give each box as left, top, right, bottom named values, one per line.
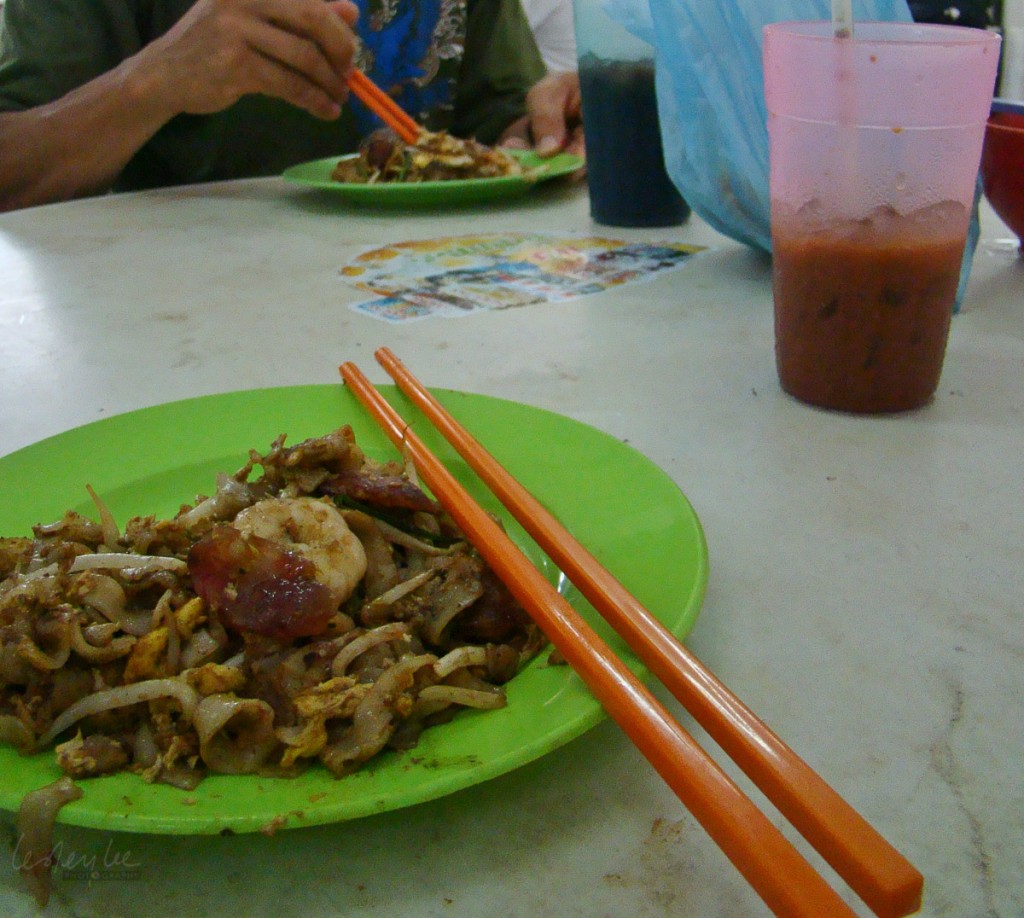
left=763, top=21, right=1000, bottom=413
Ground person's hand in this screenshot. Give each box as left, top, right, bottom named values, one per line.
left=500, top=71, right=585, bottom=160
left=138, top=0, right=360, bottom=121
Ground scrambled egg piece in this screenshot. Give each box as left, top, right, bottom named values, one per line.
left=122, top=627, right=168, bottom=683
left=174, top=597, right=206, bottom=639
left=185, top=663, right=246, bottom=696
left=278, top=677, right=369, bottom=766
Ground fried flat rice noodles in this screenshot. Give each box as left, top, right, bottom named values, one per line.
left=0, top=426, right=546, bottom=792
left=331, top=129, right=525, bottom=184
left=16, top=776, right=83, bottom=906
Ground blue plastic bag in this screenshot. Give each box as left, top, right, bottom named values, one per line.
left=643, top=0, right=914, bottom=249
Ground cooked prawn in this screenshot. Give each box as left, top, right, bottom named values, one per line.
left=232, top=497, right=367, bottom=607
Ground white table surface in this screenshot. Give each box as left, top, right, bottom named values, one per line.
left=0, top=178, right=1021, bottom=917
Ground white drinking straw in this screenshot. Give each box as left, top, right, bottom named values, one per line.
left=833, top=0, right=854, bottom=38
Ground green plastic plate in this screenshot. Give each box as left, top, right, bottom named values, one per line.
left=0, top=385, right=707, bottom=834
left=282, top=149, right=583, bottom=206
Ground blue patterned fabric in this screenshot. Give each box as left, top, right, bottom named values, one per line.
left=350, top=0, right=467, bottom=136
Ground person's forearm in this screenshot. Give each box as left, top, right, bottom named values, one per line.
left=0, top=51, right=179, bottom=212
left=0, top=0, right=359, bottom=212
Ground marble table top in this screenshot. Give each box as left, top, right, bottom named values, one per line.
left=1, top=177, right=1021, bottom=917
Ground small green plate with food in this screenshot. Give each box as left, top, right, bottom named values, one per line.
left=283, top=148, right=584, bottom=207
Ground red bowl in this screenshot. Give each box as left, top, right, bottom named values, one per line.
left=981, top=110, right=1024, bottom=251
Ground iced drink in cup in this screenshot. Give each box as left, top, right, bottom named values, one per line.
left=572, top=0, right=689, bottom=227
left=763, top=22, right=1000, bottom=413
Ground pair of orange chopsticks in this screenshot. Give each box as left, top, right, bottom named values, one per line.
left=339, top=349, right=924, bottom=918
left=345, top=69, right=421, bottom=144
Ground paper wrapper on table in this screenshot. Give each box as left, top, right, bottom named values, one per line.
left=604, top=0, right=983, bottom=310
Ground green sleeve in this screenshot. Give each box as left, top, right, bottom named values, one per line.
left=449, top=0, right=546, bottom=143
left=0, top=0, right=165, bottom=111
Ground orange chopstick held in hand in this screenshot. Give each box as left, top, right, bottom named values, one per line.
left=345, top=69, right=420, bottom=144
left=339, top=360, right=859, bottom=918
left=365, top=348, right=924, bottom=918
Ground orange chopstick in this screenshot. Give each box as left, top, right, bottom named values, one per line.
left=370, top=348, right=924, bottom=917
left=345, top=69, right=420, bottom=144
left=339, top=360, right=858, bottom=917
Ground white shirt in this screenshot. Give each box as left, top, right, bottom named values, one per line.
left=519, top=0, right=578, bottom=72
